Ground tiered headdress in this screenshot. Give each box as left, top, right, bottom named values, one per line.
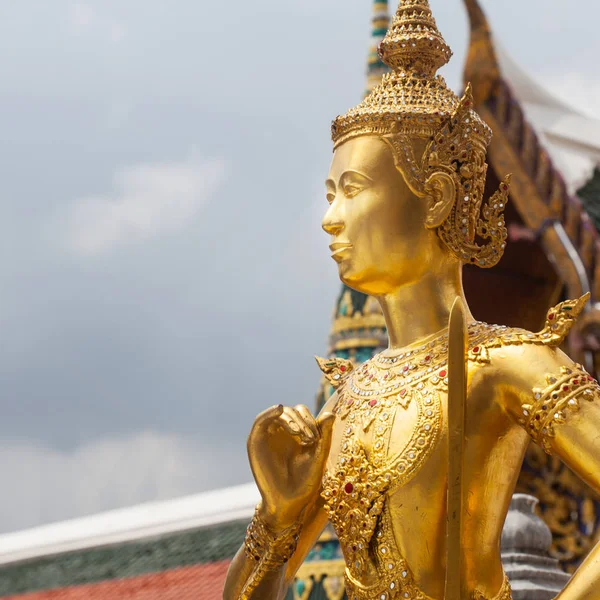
left=331, top=0, right=510, bottom=268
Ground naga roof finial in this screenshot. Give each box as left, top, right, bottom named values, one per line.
left=463, top=0, right=501, bottom=105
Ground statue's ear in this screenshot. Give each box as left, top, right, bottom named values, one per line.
left=424, top=171, right=456, bottom=229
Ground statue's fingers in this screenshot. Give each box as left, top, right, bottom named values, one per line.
left=294, top=404, right=319, bottom=438
left=253, top=404, right=285, bottom=430
left=279, top=409, right=313, bottom=445
left=285, top=407, right=316, bottom=443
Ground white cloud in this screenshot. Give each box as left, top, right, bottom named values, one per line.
left=66, top=154, right=225, bottom=255
left=68, top=2, right=97, bottom=36
left=68, top=2, right=128, bottom=44
left=0, top=431, right=244, bottom=534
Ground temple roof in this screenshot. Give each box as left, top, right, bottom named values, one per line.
left=0, top=484, right=259, bottom=598
left=0, top=483, right=258, bottom=567
left=496, top=44, right=600, bottom=194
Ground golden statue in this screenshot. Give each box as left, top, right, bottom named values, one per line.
left=224, top=2, right=600, bottom=598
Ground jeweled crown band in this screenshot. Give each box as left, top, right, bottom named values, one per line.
left=331, top=72, right=459, bottom=150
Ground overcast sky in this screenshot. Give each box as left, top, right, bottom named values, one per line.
left=0, top=0, right=599, bottom=534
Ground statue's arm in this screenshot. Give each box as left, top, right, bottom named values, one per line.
left=551, top=398, right=600, bottom=600
left=223, top=395, right=337, bottom=600
left=500, top=345, right=600, bottom=600
left=222, top=499, right=329, bottom=600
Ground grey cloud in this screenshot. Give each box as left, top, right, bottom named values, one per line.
left=0, top=0, right=598, bottom=532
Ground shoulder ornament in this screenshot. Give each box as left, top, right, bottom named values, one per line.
left=536, top=294, right=590, bottom=347
left=474, top=294, right=590, bottom=358
left=520, top=364, right=600, bottom=454
left=315, top=356, right=354, bottom=388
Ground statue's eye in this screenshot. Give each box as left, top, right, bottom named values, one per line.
left=344, top=185, right=361, bottom=198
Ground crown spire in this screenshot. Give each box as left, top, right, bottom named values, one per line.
left=331, top=0, right=461, bottom=149
left=378, top=0, right=452, bottom=76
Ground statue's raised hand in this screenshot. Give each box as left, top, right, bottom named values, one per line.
left=247, top=404, right=335, bottom=530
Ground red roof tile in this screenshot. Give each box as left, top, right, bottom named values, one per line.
left=3, top=560, right=232, bottom=600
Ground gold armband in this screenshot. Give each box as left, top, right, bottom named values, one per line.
left=240, top=508, right=302, bottom=598
left=520, top=364, right=600, bottom=454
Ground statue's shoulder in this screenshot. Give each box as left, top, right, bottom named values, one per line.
left=468, top=294, right=590, bottom=366
left=471, top=295, right=598, bottom=454
left=315, top=355, right=354, bottom=389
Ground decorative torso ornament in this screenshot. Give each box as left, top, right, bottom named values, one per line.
left=223, top=2, right=600, bottom=599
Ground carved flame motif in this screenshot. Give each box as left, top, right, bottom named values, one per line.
left=321, top=440, right=390, bottom=578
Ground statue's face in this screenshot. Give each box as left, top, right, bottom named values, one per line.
left=323, top=136, right=439, bottom=296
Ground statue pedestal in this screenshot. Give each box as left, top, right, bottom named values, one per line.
left=501, top=494, right=570, bottom=600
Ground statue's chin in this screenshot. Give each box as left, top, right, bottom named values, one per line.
left=340, top=267, right=414, bottom=297
left=338, top=269, right=371, bottom=296
left=338, top=260, right=402, bottom=296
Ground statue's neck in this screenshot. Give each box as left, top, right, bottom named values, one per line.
left=377, top=268, right=472, bottom=352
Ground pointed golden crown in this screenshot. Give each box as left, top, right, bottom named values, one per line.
left=331, top=0, right=510, bottom=269
left=332, top=0, right=489, bottom=147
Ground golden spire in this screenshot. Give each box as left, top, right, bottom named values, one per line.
left=378, top=0, right=452, bottom=75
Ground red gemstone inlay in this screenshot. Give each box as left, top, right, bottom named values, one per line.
left=439, top=370, right=447, bottom=377
left=548, top=313, right=555, bottom=321
left=473, top=346, right=480, bottom=353
left=347, top=398, right=354, bottom=406
left=425, top=355, right=431, bottom=361
left=344, top=482, right=354, bottom=494
left=573, top=380, right=580, bottom=385
left=340, top=365, right=346, bottom=372
left=588, top=376, right=594, bottom=381
left=403, top=365, right=409, bottom=372
left=563, top=386, right=570, bottom=392
left=400, top=389, right=407, bottom=397
left=369, top=399, right=378, bottom=407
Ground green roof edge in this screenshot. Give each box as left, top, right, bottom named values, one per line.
left=0, top=520, right=248, bottom=596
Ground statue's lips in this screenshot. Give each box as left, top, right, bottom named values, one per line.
left=329, top=242, right=353, bottom=261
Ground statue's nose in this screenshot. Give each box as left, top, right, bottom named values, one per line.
left=322, top=221, right=344, bottom=236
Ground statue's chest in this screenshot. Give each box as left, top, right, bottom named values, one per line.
left=326, top=361, right=447, bottom=491
left=321, top=362, right=446, bottom=581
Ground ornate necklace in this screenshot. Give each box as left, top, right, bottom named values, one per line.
left=333, top=322, right=488, bottom=427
